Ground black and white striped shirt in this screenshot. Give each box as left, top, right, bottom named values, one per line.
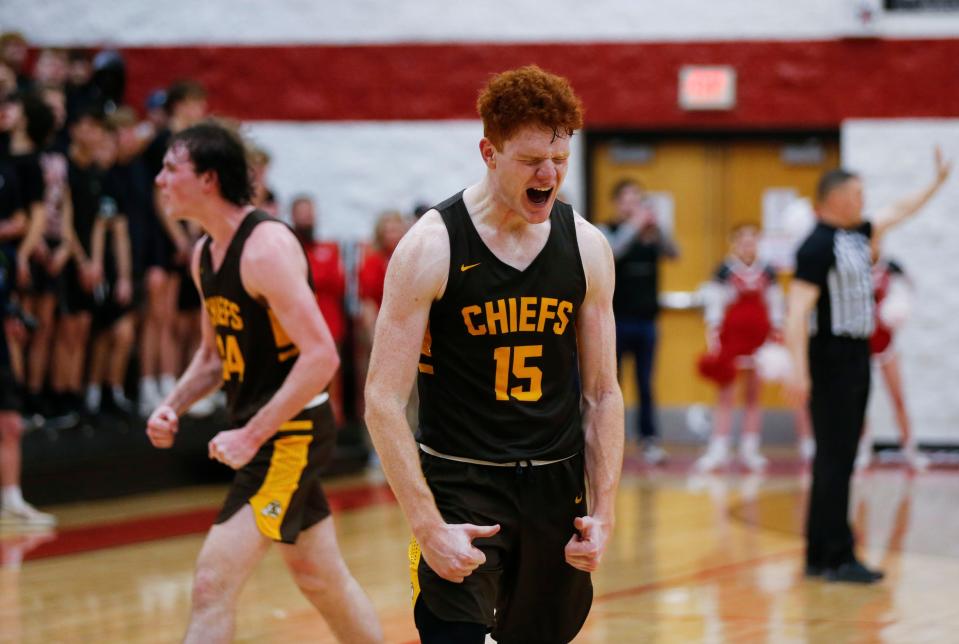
left=794, top=221, right=875, bottom=340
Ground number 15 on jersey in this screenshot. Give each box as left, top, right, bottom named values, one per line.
left=493, top=345, right=543, bottom=402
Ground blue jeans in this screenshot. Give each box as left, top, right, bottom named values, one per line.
left=616, top=318, right=658, bottom=441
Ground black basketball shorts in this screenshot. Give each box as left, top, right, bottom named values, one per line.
left=216, top=397, right=337, bottom=544
left=410, top=450, right=593, bottom=643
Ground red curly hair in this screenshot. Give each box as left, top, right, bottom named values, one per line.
left=476, top=65, right=584, bottom=150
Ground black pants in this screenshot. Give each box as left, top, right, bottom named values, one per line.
left=615, top=317, right=658, bottom=440
left=413, top=451, right=593, bottom=644
left=805, top=337, right=871, bottom=568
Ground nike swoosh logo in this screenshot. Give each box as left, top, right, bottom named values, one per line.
left=574, top=494, right=583, bottom=504
left=460, top=262, right=481, bottom=272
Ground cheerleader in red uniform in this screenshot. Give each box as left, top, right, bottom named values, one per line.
left=695, top=224, right=813, bottom=471
left=856, top=254, right=929, bottom=471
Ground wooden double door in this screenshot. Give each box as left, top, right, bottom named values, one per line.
left=587, top=133, right=839, bottom=407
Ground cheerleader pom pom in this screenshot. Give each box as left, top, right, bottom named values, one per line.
left=878, top=287, right=911, bottom=329
left=755, top=343, right=793, bottom=383
left=697, top=352, right=737, bottom=385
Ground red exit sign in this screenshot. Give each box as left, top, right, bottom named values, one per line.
left=679, top=66, right=737, bottom=111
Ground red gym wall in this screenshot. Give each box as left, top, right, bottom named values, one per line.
left=117, top=39, right=959, bottom=126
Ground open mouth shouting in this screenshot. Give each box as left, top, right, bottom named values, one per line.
left=526, top=186, right=553, bottom=205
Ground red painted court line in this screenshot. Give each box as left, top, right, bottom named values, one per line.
left=13, top=482, right=396, bottom=562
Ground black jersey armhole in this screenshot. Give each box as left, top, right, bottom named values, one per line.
left=432, top=190, right=466, bottom=305
left=557, top=201, right=587, bottom=296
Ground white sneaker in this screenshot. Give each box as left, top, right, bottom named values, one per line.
left=159, top=374, right=177, bottom=399
left=642, top=442, right=669, bottom=466
left=186, top=393, right=217, bottom=418
left=694, top=436, right=730, bottom=472
left=799, top=437, right=816, bottom=463
left=0, top=502, right=57, bottom=528
left=738, top=435, right=768, bottom=472
left=903, top=445, right=930, bottom=472
left=85, top=385, right=102, bottom=415
left=139, top=378, right=161, bottom=418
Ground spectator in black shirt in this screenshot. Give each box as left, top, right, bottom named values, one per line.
left=0, top=93, right=27, bottom=291
left=4, top=91, right=57, bottom=421
left=83, top=113, right=135, bottom=418
left=784, top=148, right=951, bottom=584
left=599, top=179, right=678, bottom=464
left=38, top=84, right=70, bottom=155
left=48, top=108, right=113, bottom=427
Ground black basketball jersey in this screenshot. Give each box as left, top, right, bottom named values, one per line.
left=199, top=210, right=313, bottom=427
left=417, top=192, right=587, bottom=462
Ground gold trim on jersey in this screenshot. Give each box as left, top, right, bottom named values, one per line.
left=277, top=420, right=313, bottom=432
left=249, top=431, right=313, bottom=540
left=268, top=309, right=300, bottom=362
left=409, top=536, right=422, bottom=607
left=419, top=324, right=434, bottom=374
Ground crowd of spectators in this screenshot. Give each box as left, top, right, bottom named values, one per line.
left=0, top=34, right=417, bottom=437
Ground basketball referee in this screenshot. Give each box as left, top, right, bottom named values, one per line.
left=784, top=148, right=951, bottom=583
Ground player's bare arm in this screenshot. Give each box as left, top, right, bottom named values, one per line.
left=873, top=146, right=952, bottom=239
left=147, top=239, right=222, bottom=449
left=365, top=210, right=499, bottom=584
left=207, top=221, right=340, bottom=469
left=782, top=280, right=820, bottom=408
left=565, top=214, right=624, bottom=573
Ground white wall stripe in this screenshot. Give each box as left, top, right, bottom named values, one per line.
left=4, top=0, right=959, bottom=46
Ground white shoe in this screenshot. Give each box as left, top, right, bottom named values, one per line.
left=903, top=445, right=930, bottom=472
left=738, top=434, right=768, bottom=472
left=0, top=502, right=57, bottom=528
left=159, top=374, right=177, bottom=399
left=85, top=385, right=102, bottom=415
left=694, top=436, right=730, bottom=472
left=642, top=442, right=669, bottom=466
left=799, top=437, right=816, bottom=463
left=139, top=378, right=161, bottom=417
left=186, top=394, right=217, bottom=418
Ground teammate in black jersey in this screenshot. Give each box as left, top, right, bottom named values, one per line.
left=146, top=122, right=382, bottom=643
left=784, top=148, right=951, bottom=584
left=366, top=66, right=624, bottom=644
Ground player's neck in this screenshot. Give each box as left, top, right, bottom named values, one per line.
left=201, top=202, right=256, bottom=247
left=466, top=180, right=539, bottom=235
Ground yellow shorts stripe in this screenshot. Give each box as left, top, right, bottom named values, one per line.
left=248, top=434, right=313, bottom=540
left=418, top=363, right=434, bottom=374
left=409, top=535, right=422, bottom=607
left=278, top=420, right=313, bottom=432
